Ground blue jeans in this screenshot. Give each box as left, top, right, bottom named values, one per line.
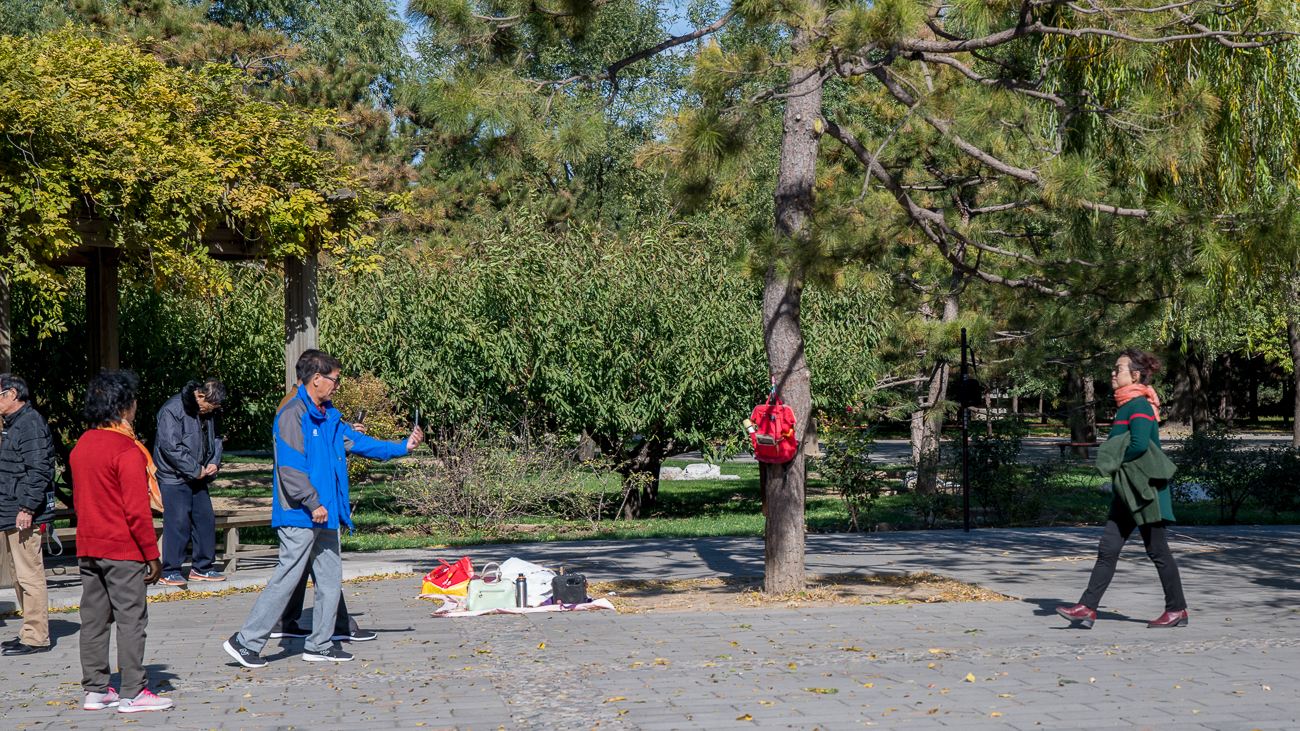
left=160, top=482, right=216, bottom=574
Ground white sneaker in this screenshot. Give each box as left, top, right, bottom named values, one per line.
left=83, top=688, right=120, bottom=710
left=117, top=689, right=173, bottom=713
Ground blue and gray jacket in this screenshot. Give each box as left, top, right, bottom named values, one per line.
left=272, top=384, right=408, bottom=530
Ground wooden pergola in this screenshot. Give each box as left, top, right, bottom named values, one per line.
left=0, top=218, right=318, bottom=393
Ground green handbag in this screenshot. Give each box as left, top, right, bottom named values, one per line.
left=466, top=563, right=515, bottom=611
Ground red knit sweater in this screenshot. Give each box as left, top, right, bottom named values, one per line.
left=71, top=430, right=159, bottom=562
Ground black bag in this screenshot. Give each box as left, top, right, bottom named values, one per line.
left=552, top=574, right=588, bottom=605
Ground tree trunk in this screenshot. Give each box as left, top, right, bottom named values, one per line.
left=576, top=429, right=597, bottom=462
left=908, top=283, right=957, bottom=493
left=1166, top=344, right=1213, bottom=432
left=762, top=34, right=822, bottom=596
left=1289, top=321, right=1300, bottom=448
left=909, top=361, right=948, bottom=493
left=617, top=432, right=673, bottom=520
left=1011, top=394, right=1018, bottom=415
left=1068, top=371, right=1096, bottom=454
left=1218, top=352, right=1235, bottom=427
left=1247, top=358, right=1259, bottom=424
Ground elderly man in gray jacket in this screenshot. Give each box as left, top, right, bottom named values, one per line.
left=153, top=378, right=226, bottom=586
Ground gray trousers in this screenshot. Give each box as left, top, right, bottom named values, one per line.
left=236, top=526, right=340, bottom=654
left=79, top=557, right=149, bottom=697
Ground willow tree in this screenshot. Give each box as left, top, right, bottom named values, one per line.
left=406, top=0, right=1292, bottom=591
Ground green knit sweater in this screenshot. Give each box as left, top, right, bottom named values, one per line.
left=1103, top=395, right=1175, bottom=524
left=1109, top=396, right=1161, bottom=462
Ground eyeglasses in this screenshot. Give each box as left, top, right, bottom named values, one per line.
left=317, top=373, right=342, bottom=387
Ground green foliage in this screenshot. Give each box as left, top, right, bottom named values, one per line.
left=1171, top=426, right=1300, bottom=523
left=331, top=372, right=409, bottom=484
left=13, top=264, right=283, bottom=446
left=813, top=420, right=888, bottom=531
left=391, top=421, right=601, bottom=537
left=961, top=417, right=1045, bottom=526
left=204, top=0, right=407, bottom=76
left=0, top=28, right=379, bottom=330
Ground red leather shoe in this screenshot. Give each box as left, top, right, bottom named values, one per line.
left=1055, top=604, right=1096, bottom=629
left=1147, top=610, right=1188, bottom=628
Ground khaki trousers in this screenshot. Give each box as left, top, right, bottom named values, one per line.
left=2, top=526, right=49, bottom=646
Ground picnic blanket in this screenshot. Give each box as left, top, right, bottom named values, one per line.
left=430, top=597, right=615, bottom=618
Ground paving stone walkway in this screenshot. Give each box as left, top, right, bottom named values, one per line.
left=1, top=526, right=1297, bottom=730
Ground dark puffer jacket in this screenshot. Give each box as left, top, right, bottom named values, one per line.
left=152, top=383, right=223, bottom=486
left=0, top=402, right=57, bottom=529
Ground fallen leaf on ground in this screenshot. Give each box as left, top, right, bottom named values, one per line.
left=963, top=673, right=977, bottom=683
left=989, top=712, right=1003, bottom=717
left=736, top=714, right=753, bottom=721
left=804, top=688, right=839, bottom=695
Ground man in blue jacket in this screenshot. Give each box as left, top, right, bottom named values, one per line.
left=223, top=350, right=422, bottom=666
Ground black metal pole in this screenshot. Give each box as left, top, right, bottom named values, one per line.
left=961, top=328, right=971, bottom=533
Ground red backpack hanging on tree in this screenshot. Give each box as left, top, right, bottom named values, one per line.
left=748, top=388, right=799, bottom=464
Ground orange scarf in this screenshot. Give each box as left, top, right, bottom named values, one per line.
left=99, top=423, right=163, bottom=514
left=1114, top=383, right=1161, bottom=422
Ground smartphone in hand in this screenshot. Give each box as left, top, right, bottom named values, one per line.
left=356, top=408, right=368, bottom=424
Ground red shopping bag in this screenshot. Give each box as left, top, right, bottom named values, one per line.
left=421, top=557, right=474, bottom=597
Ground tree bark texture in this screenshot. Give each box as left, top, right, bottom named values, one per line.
left=1068, top=371, right=1096, bottom=454
left=616, top=432, right=673, bottom=520
left=1166, top=346, right=1213, bottom=432
left=909, top=361, right=949, bottom=493
left=1218, top=352, right=1235, bottom=427
left=1289, top=321, right=1300, bottom=447
left=762, top=38, right=822, bottom=596
left=908, top=285, right=957, bottom=493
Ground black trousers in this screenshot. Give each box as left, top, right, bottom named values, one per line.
left=1080, top=509, right=1187, bottom=612
left=276, top=565, right=355, bottom=636
left=160, top=482, right=216, bottom=574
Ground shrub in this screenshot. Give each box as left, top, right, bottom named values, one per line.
left=963, top=417, right=1044, bottom=525
left=331, top=372, right=408, bottom=487
left=391, top=421, right=603, bottom=536
left=814, top=422, right=889, bottom=532
left=1170, top=427, right=1300, bottom=523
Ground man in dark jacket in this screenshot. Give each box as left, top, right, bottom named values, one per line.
left=0, top=373, right=56, bottom=655
left=153, top=378, right=226, bottom=586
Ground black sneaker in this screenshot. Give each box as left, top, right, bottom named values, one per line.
left=302, top=647, right=353, bottom=663
left=332, top=629, right=377, bottom=642
left=270, top=623, right=310, bottom=639
left=222, top=634, right=268, bottom=668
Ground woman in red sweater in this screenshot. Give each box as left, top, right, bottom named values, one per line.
left=70, top=370, right=172, bottom=714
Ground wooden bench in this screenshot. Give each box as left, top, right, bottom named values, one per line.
left=214, top=510, right=276, bottom=573
left=0, top=509, right=273, bottom=589
left=1058, top=442, right=1102, bottom=459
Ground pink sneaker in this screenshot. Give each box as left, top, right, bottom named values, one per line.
left=83, top=688, right=120, bottom=710
left=117, top=688, right=173, bottom=713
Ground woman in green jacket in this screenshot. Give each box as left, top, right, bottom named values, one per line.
left=1056, top=349, right=1188, bottom=629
